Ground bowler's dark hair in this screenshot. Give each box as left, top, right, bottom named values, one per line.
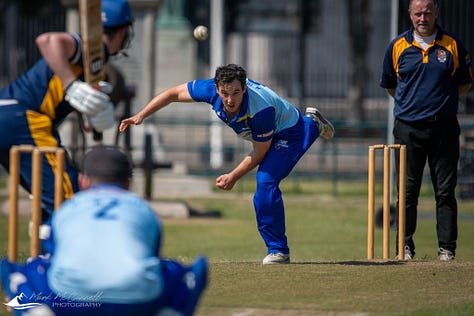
left=214, top=64, right=247, bottom=88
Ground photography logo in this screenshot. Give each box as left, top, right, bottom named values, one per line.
left=4, top=291, right=103, bottom=310
left=4, top=293, right=42, bottom=310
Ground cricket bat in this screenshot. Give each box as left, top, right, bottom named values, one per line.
left=79, top=0, right=105, bottom=142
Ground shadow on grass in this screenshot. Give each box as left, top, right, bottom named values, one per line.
left=290, top=260, right=407, bottom=266
left=189, top=207, right=222, bottom=218
left=335, top=260, right=407, bottom=266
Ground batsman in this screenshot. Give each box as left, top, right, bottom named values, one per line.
left=0, top=0, right=133, bottom=224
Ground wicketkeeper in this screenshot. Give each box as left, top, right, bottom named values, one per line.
left=1, top=146, right=208, bottom=316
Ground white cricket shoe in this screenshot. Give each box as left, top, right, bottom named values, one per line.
left=262, top=253, right=290, bottom=265
left=438, top=248, right=455, bottom=261
left=404, top=245, right=414, bottom=260
left=305, top=107, right=335, bottom=139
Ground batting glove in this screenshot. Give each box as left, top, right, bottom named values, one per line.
left=88, top=102, right=115, bottom=132
left=64, top=80, right=110, bottom=116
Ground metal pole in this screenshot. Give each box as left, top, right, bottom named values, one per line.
left=144, top=133, right=153, bottom=200
left=387, top=0, right=399, bottom=203
left=209, top=0, right=224, bottom=169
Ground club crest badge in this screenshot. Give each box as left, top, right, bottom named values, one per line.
left=437, top=49, right=447, bottom=63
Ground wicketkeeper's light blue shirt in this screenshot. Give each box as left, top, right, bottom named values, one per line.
left=48, top=184, right=163, bottom=304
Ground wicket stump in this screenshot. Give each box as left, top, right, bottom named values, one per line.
left=8, top=145, right=65, bottom=261
left=367, top=144, right=406, bottom=260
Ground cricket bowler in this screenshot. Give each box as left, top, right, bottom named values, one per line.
left=120, top=64, right=335, bottom=264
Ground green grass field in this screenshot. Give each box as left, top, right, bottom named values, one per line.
left=1, top=179, right=473, bottom=315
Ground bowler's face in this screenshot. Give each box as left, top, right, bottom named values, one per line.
left=216, top=80, right=246, bottom=117
left=409, top=0, right=438, bottom=37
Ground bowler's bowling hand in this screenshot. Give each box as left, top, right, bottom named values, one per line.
left=119, top=114, right=144, bottom=133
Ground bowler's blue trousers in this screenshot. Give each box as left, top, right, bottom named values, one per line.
left=254, top=115, right=320, bottom=254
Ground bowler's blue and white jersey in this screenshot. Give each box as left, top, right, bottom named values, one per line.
left=188, top=78, right=300, bottom=142
left=48, top=184, right=162, bottom=304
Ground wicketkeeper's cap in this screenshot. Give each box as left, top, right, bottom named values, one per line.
left=83, top=145, right=133, bottom=180
left=102, top=0, right=133, bottom=28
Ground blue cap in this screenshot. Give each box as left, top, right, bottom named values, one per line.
left=102, top=0, right=133, bottom=27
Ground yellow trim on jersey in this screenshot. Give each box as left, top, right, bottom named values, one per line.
left=236, top=114, right=252, bottom=123
left=39, top=75, right=65, bottom=119
left=392, top=38, right=412, bottom=78
left=26, top=110, right=75, bottom=199
left=38, top=64, right=82, bottom=119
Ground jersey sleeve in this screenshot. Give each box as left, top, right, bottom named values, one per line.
left=69, top=33, right=82, bottom=65
left=454, top=40, right=473, bottom=86
left=379, top=41, right=398, bottom=89
left=187, top=79, right=217, bottom=103
left=251, top=107, right=275, bottom=142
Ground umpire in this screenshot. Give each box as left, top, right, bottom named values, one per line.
left=379, top=0, right=472, bottom=260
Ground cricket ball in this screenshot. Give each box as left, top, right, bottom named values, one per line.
left=193, top=25, right=208, bottom=41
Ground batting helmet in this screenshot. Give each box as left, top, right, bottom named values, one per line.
left=102, top=0, right=133, bottom=28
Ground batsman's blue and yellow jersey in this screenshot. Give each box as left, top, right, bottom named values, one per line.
left=0, top=33, right=107, bottom=214
left=187, top=78, right=300, bottom=142
left=380, top=26, right=472, bottom=122
left=0, top=33, right=86, bottom=127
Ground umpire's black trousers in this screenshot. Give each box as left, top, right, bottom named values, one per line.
left=393, top=115, right=460, bottom=254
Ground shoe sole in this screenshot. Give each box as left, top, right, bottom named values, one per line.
left=307, top=108, right=334, bottom=139
left=262, top=259, right=290, bottom=265
left=262, top=255, right=290, bottom=265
